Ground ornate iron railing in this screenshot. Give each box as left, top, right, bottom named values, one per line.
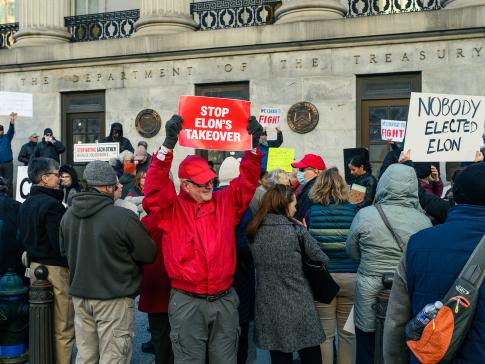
left=65, top=9, right=139, bottom=42
left=347, top=0, right=440, bottom=17
left=191, top=0, right=282, bottom=30
left=0, top=22, right=18, bottom=49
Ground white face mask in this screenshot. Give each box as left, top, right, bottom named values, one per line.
left=296, top=171, right=306, bottom=186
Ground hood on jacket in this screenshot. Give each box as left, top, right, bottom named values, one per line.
left=109, top=122, right=124, bottom=138
left=70, top=191, right=114, bottom=218
left=59, top=164, right=80, bottom=190
left=375, top=163, right=419, bottom=209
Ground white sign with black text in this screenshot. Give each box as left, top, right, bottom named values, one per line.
left=404, top=92, right=485, bottom=162
left=381, top=119, right=406, bottom=142
left=73, top=143, right=120, bottom=163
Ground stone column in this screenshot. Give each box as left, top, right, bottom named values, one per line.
left=14, top=0, right=71, bottom=47
left=134, top=0, right=197, bottom=37
left=276, top=0, right=347, bottom=23
left=440, top=0, right=485, bottom=9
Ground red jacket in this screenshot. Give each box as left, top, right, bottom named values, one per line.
left=143, top=150, right=262, bottom=295
left=138, top=212, right=171, bottom=313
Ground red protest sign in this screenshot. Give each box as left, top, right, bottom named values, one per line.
left=178, top=96, right=252, bottom=151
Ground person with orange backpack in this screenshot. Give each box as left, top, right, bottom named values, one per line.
left=383, top=162, right=485, bottom=364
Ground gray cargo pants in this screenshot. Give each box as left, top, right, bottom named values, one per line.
left=168, top=288, right=240, bottom=364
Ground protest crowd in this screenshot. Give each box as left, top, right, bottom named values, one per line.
left=0, top=93, right=485, bottom=364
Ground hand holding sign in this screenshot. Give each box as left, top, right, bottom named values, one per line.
left=163, top=114, right=184, bottom=150
left=248, top=116, right=263, bottom=149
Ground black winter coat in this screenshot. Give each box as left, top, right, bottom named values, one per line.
left=33, top=139, right=66, bottom=163
left=350, top=172, right=377, bottom=209
left=102, top=122, right=134, bottom=153
left=18, top=141, right=37, bottom=165
left=18, top=186, right=67, bottom=267
left=294, top=177, right=316, bottom=222
left=0, top=193, right=23, bottom=279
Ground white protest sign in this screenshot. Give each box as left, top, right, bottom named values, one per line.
left=258, top=107, right=282, bottom=127
left=73, top=143, right=120, bottom=162
left=404, top=92, right=485, bottom=162
left=0, top=92, right=33, bottom=117
left=16, top=166, right=31, bottom=203
left=381, top=119, right=406, bottom=142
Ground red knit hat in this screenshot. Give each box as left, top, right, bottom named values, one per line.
left=178, top=155, right=217, bottom=184
left=291, top=154, right=326, bottom=171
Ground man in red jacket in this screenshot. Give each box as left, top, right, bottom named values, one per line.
left=142, top=114, right=263, bottom=364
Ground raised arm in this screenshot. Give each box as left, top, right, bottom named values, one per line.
left=268, top=127, right=283, bottom=148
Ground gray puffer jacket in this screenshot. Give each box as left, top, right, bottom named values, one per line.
left=346, top=164, right=431, bottom=332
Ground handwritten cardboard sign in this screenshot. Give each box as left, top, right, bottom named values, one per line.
left=381, top=119, right=406, bottom=142
left=0, top=92, right=33, bottom=117
left=73, top=143, right=120, bottom=162
left=404, top=92, right=485, bottom=162
left=259, top=107, right=282, bottom=127
left=178, top=96, right=252, bottom=151
left=266, top=148, right=295, bottom=172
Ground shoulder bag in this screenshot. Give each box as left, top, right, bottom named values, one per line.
left=293, top=224, right=340, bottom=304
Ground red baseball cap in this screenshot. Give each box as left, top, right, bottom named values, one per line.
left=178, top=155, right=217, bottom=184
left=291, top=154, right=326, bottom=171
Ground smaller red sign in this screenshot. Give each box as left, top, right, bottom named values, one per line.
left=178, top=96, right=252, bottom=151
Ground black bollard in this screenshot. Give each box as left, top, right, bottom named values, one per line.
left=374, top=272, right=394, bottom=364
left=28, top=265, right=54, bottom=364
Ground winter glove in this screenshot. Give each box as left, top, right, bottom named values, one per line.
left=163, top=114, right=183, bottom=149
left=247, top=116, right=263, bottom=149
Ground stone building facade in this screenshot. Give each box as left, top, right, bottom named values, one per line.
left=1, top=0, right=484, bottom=190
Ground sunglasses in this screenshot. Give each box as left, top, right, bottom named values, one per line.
left=186, top=179, right=214, bottom=188
left=45, top=134, right=52, bottom=137
left=299, top=168, right=314, bottom=172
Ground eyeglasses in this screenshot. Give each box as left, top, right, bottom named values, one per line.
left=60, top=174, right=71, bottom=179
left=186, top=179, right=214, bottom=188
left=299, top=168, right=314, bottom=172
left=44, top=172, right=59, bottom=177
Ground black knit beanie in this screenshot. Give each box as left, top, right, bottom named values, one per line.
left=453, top=163, right=485, bottom=206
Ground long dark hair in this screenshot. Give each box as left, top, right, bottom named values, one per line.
left=349, top=154, right=372, bottom=174
left=59, top=164, right=80, bottom=190
left=246, top=184, right=296, bottom=241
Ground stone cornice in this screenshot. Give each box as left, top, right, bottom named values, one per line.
left=0, top=5, right=485, bottom=72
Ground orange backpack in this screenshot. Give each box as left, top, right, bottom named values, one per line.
left=407, top=235, right=485, bottom=363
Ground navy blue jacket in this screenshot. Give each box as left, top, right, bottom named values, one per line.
left=259, top=131, right=283, bottom=171
left=406, top=205, right=485, bottom=364
left=308, top=202, right=358, bottom=273
left=0, top=123, right=14, bottom=163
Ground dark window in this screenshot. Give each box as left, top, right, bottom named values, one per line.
left=62, top=92, right=105, bottom=177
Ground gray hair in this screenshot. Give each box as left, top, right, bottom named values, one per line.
left=28, top=158, right=59, bottom=184
left=119, top=150, right=134, bottom=163
left=267, top=169, right=288, bottom=189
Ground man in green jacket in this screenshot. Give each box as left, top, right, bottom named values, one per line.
left=60, top=160, right=156, bottom=364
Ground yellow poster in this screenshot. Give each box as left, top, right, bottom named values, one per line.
left=266, top=148, right=295, bottom=172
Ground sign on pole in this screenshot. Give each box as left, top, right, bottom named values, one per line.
left=16, top=166, right=31, bottom=203
left=381, top=119, right=406, bottom=142
left=178, top=96, right=252, bottom=151
left=259, top=107, right=282, bottom=127
left=266, top=148, right=295, bottom=172
left=0, top=92, right=33, bottom=117
left=73, top=143, right=120, bottom=163
left=404, top=92, right=485, bottom=162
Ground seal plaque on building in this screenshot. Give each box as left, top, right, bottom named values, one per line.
left=287, top=102, right=319, bottom=134
left=135, top=109, right=162, bottom=138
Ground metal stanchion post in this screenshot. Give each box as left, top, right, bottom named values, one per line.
left=28, top=265, right=54, bottom=364
left=374, top=272, right=394, bottom=364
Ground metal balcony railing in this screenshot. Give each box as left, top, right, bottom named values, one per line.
left=64, top=9, right=140, bottom=42
left=190, top=0, right=282, bottom=30
left=347, top=0, right=440, bottom=17
left=0, top=22, right=18, bottom=49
